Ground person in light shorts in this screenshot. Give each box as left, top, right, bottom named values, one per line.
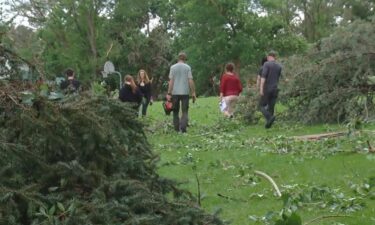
left=219, top=63, right=243, bottom=118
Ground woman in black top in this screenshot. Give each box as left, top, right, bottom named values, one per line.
left=137, top=69, right=153, bottom=116
left=119, top=75, right=142, bottom=110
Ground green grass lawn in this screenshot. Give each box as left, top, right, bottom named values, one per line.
left=144, top=97, right=375, bottom=225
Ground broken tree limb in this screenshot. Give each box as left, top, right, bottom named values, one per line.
left=254, top=170, right=282, bottom=197
left=105, top=42, right=114, bottom=59
left=293, top=131, right=347, bottom=141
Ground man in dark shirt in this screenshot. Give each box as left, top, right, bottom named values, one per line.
left=259, top=51, right=282, bottom=128
left=60, top=68, right=81, bottom=93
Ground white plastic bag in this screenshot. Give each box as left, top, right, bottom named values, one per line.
left=219, top=100, right=227, bottom=112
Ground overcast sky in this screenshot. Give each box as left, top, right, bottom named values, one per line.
left=1, top=0, right=32, bottom=27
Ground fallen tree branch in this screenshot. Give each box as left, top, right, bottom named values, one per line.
left=293, top=131, right=347, bottom=141
left=254, top=170, right=282, bottom=197
left=105, top=42, right=114, bottom=58
left=304, top=215, right=352, bottom=225
left=217, top=193, right=247, bottom=202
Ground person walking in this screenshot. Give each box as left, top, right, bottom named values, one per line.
left=259, top=51, right=282, bottom=129
left=166, top=52, right=196, bottom=133
left=137, top=69, right=153, bottom=116
left=219, top=63, right=243, bottom=118
left=119, top=75, right=143, bottom=111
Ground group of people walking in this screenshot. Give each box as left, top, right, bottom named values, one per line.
left=118, top=50, right=281, bottom=132
left=218, top=51, right=282, bottom=129
left=62, top=50, right=281, bottom=132
left=119, top=69, right=153, bottom=116
left=119, top=52, right=196, bottom=133
left=164, top=50, right=282, bottom=132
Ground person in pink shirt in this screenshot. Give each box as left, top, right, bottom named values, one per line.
left=219, top=63, right=243, bottom=118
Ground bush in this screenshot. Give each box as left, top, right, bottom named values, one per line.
left=0, top=81, right=224, bottom=225
left=237, top=88, right=262, bottom=124
left=280, top=18, right=375, bottom=123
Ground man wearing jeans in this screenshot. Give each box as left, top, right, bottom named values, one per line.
left=166, top=52, right=196, bottom=133
left=259, top=51, right=282, bottom=129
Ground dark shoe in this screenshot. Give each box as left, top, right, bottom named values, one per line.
left=180, top=128, right=187, bottom=133
left=265, top=116, right=275, bottom=129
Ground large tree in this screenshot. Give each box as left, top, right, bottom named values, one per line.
left=6, top=0, right=307, bottom=94
left=171, top=0, right=306, bottom=94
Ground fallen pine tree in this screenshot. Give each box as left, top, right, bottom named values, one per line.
left=0, top=81, right=224, bottom=225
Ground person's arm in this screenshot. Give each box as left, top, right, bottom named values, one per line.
left=147, top=83, right=153, bottom=104
left=136, top=88, right=143, bottom=104
left=260, top=78, right=266, bottom=96
left=260, top=63, right=269, bottom=96
left=256, top=75, right=261, bottom=89
left=146, top=83, right=152, bottom=101
left=189, top=78, right=196, bottom=102
left=166, top=79, right=173, bottom=101
left=219, top=74, right=225, bottom=101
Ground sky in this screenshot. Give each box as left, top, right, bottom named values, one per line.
left=0, top=0, right=32, bottom=27
left=0, top=1, right=159, bottom=31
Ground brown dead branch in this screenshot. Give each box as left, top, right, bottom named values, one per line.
left=293, top=131, right=347, bottom=141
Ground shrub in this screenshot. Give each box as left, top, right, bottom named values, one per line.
left=280, top=18, right=375, bottom=123
left=0, top=81, right=224, bottom=225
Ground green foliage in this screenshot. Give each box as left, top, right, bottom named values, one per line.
left=237, top=88, right=262, bottom=124
left=146, top=96, right=375, bottom=225
left=0, top=82, right=224, bottom=225
left=172, top=0, right=307, bottom=94
left=340, top=0, right=375, bottom=22
left=281, top=18, right=375, bottom=123
left=275, top=213, right=302, bottom=225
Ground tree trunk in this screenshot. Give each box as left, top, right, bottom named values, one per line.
left=233, top=59, right=241, bottom=76
left=86, top=10, right=98, bottom=77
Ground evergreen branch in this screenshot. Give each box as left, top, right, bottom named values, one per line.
left=216, top=193, right=247, bottom=202
left=0, top=185, right=45, bottom=207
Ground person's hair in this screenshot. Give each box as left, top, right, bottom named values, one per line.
left=65, top=68, right=74, bottom=77
left=261, top=56, right=268, bottom=66
left=124, top=75, right=137, bottom=93
left=178, top=52, right=187, bottom=61
left=268, top=50, right=277, bottom=58
left=225, top=63, right=235, bottom=72
left=137, top=69, right=150, bottom=84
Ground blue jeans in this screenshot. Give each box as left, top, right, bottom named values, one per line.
left=172, top=95, right=189, bottom=132
left=140, top=97, right=150, bottom=116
